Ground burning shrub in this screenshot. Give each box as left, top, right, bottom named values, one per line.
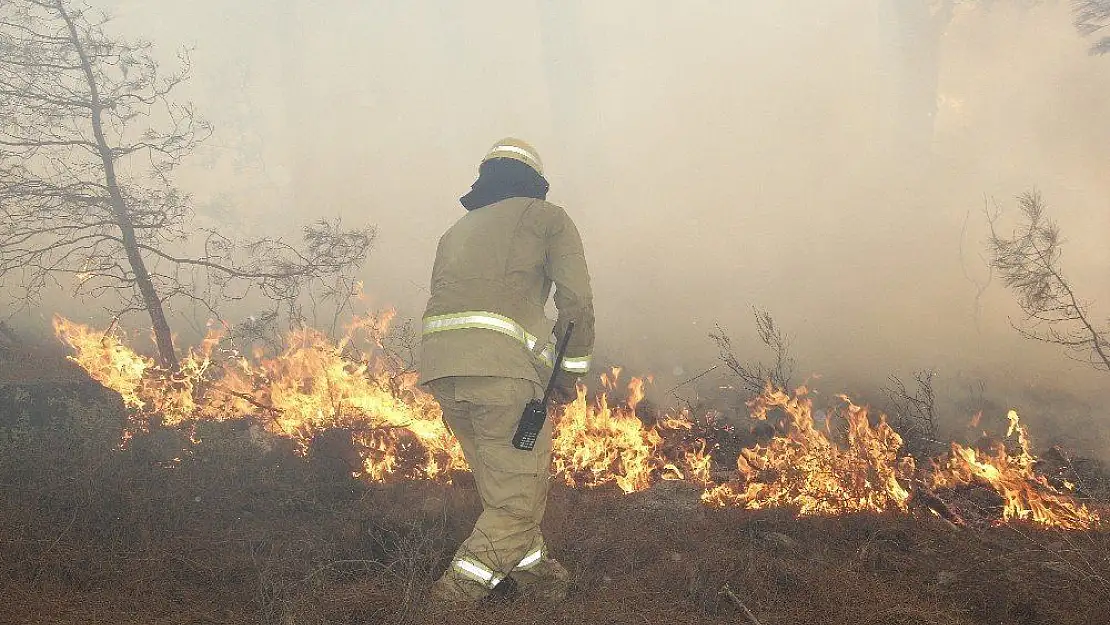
left=703, top=386, right=916, bottom=515
left=927, top=410, right=1100, bottom=530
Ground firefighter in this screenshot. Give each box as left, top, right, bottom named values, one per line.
left=419, top=138, right=595, bottom=605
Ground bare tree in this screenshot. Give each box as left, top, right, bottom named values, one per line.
left=986, top=191, right=1110, bottom=372
left=0, top=0, right=373, bottom=367
left=1074, top=0, right=1110, bottom=54
left=711, top=307, right=795, bottom=395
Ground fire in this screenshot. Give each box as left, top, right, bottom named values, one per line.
left=551, top=370, right=712, bottom=493
left=52, top=315, right=218, bottom=429
left=52, top=315, right=1101, bottom=529
left=702, top=386, right=916, bottom=515
left=54, top=314, right=464, bottom=481
left=927, top=410, right=1100, bottom=530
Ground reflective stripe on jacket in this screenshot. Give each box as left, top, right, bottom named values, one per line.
left=419, top=197, right=595, bottom=384
left=421, top=311, right=591, bottom=373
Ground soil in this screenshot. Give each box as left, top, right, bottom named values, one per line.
left=1, top=351, right=1107, bottom=625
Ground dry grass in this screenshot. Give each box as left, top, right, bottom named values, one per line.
left=0, top=385, right=1107, bottom=625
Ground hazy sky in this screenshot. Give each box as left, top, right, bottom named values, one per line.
left=47, top=1, right=1110, bottom=413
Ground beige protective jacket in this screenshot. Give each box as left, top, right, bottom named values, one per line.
left=419, top=197, right=594, bottom=384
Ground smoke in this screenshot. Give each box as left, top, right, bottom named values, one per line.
left=18, top=1, right=1110, bottom=451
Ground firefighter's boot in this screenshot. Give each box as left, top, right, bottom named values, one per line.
left=511, top=557, right=570, bottom=603
left=428, top=574, right=487, bottom=611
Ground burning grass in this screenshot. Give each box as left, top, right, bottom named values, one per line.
left=702, top=386, right=916, bottom=515
left=50, top=314, right=1103, bottom=531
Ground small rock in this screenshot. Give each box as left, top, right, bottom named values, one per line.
left=760, top=532, right=797, bottom=550
left=420, top=495, right=446, bottom=515
left=1041, top=561, right=1078, bottom=578
left=937, top=570, right=957, bottom=585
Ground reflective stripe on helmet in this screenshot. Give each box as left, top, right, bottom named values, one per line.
left=486, top=144, right=542, bottom=170
left=453, top=558, right=503, bottom=588
left=422, top=311, right=589, bottom=372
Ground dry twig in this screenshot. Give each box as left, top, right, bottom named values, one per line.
left=912, top=482, right=967, bottom=529
left=719, top=583, right=763, bottom=625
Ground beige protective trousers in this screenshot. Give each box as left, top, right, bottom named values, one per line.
left=427, top=376, right=555, bottom=597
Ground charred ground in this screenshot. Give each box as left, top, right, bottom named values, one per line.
left=0, top=349, right=1108, bottom=625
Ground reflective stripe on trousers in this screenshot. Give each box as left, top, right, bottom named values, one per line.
left=422, top=311, right=591, bottom=374
left=453, top=558, right=503, bottom=588
left=451, top=547, right=545, bottom=588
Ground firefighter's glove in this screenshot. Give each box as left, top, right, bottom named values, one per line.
left=551, top=370, right=580, bottom=405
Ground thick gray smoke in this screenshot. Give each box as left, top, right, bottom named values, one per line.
left=20, top=1, right=1110, bottom=452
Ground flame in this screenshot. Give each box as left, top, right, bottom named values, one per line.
left=969, top=410, right=982, bottom=429
left=53, top=315, right=218, bottom=431
left=702, top=386, right=916, bottom=515
left=551, top=373, right=711, bottom=493
left=52, top=315, right=1101, bottom=529
left=54, top=314, right=463, bottom=480
left=680, top=440, right=714, bottom=485
left=927, top=410, right=1100, bottom=530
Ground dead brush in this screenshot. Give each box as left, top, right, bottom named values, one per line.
left=711, top=307, right=795, bottom=397
left=882, top=369, right=944, bottom=462
left=248, top=481, right=467, bottom=625
left=363, top=515, right=454, bottom=621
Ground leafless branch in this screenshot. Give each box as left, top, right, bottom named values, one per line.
left=718, top=583, right=764, bottom=625
left=711, top=306, right=795, bottom=395
left=959, top=204, right=994, bottom=333
left=882, top=369, right=944, bottom=460
left=986, top=191, right=1110, bottom=372
left=1074, top=0, right=1110, bottom=54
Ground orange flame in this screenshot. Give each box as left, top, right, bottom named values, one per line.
left=53, top=315, right=219, bottom=431
left=52, top=316, right=1101, bottom=529
left=703, top=386, right=916, bottom=515
left=927, top=410, right=1099, bottom=530
left=551, top=375, right=711, bottom=493
left=54, top=314, right=463, bottom=480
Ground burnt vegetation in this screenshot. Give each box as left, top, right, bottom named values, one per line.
left=0, top=287, right=1105, bottom=622
left=711, top=306, right=795, bottom=397
left=882, top=369, right=944, bottom=461
left=0, top=390, right=1108, bottom=625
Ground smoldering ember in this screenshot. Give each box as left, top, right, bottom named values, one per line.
left=2, top=2, right=1109, bottom=624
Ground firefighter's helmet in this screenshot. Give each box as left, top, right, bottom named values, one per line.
left=482, top=138, right=544, bottom=176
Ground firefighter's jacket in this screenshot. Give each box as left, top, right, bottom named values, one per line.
left=419, top=197, right=594, bottom=384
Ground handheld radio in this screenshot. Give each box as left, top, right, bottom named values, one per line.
left=511, top=321, right=575, bottom=451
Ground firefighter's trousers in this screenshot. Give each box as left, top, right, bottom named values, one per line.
left=426, top=376, right=555, bottom=598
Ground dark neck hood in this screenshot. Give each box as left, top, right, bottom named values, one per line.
left=460, top=158, right=550, bottom=211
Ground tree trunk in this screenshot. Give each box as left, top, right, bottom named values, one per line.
left=879, top=0, right=954, bottom=173
left=114, top=220, right=178, bottom=370
left=55, top=0, right=178, bottom=369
